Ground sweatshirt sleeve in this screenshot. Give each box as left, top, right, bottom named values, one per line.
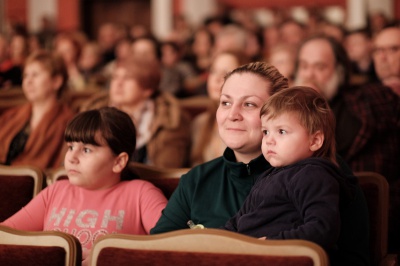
left=270, top=166, right=341, bottom=249
left=150, top=173, right=192, bottom=234
left=1, top=186, right=51, bottom=230
left=223, top=209, right=241, bottom=232
left=138, top=181, right=168, bottom=234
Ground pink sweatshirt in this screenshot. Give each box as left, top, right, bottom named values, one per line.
left=2, top=179, right=167, bottom=249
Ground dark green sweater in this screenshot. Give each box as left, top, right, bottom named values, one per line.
left=150, top=148, right=269, bottom=232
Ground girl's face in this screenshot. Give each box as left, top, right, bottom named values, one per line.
left=64, top=136, right=122, bottom=190
left=109, top=67, right=151, bottom=108
left=207, top=53, right=239, bottom=101
left=216, top=72, right=271, bottom=163
left=22, top=61, right=59, bottom=103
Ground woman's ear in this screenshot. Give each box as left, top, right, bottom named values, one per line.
left=309, top=130, right=324, bottom=152
left=143, top=88, right=154, bottom=99
left=113, top=152, right=129, bottom=174
left=52, top=75, right=63, bottom=92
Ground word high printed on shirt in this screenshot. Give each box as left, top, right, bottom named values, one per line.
left=48, top=208, right=125, bottom=247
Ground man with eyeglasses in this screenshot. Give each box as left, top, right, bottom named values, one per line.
left=372, top=26, right=400, bottom=96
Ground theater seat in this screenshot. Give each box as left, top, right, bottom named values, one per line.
left=355, top=171, right=398, bottom=266
left=0, top=165, right=44, bottom=222
left=0, top=225, right=82, bottom=266
left=89, top=228, right=329, bottom=266
left=129, top=162, right=189, bottom=198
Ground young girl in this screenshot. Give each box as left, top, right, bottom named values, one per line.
left=1, top=107, right=168, bottom=262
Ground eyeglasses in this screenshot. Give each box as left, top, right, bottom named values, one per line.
left=372, top=45, right=400, bottom=56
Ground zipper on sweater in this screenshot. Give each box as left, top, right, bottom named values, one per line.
left=246, top=164, right=251, bottom=175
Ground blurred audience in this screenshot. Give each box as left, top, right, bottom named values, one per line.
left=78, top=41, right=106, bottom=88
left=97, top=22, right=120, bottom=67
left=213, top=24, right=247, bottom=56
left=131, top=35, right=161, bottom=62
left=159, top=41, right=199, bottom=98
left=86, top=58, right=191, bottom=168
left=294, top=35, right=400, bottom=254
left=372, top=26, right=400, bottom=96
left=54, top=33, right=85, bottom=91
left=0, top=33, right=29, bottom=88
left=0, top=50, right=75, bottom=170
left=262, top=25, right=280, bottom=57
left=102, top=37, right=132, bottom=83
left=317, top=20, right=346, bottom=43
left=344, top=28, right=379, bottom=84
left=278, top=19, right=307, bottom=47
left=368, top=11, right=391, bottom=37
left=244, top=29, right=264, bottom=62
left=186, top=27, right=214, bottom=74
left=267, top=44, right=297, bottom=86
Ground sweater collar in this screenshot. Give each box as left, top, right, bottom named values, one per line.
left=222, top=148, right=270, bottom=179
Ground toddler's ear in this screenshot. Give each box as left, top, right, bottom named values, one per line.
left=113, top=152, right=129, bottom=173
left=310, top=130, right=324, bottom=151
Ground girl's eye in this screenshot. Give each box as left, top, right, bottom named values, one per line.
left=67, top=144, right=74, bottom=151
left=279, top=129, right=287, bottom=135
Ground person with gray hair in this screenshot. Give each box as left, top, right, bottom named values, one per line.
left=295, top=35, right=400, bottom=255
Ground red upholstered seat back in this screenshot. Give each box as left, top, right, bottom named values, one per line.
left=355, top=171, right=394, bottom=266
left=97, top=248, right=314, bottom=266
left=359, top=181, right=380, bottom=265
left=0, top=175, right=34, bottom=222
left=0, top=244, right=66, bottom=266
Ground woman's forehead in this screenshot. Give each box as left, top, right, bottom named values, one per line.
left=222, top=73, right=271, bottom=98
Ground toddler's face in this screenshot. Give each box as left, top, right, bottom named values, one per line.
left=261, top=112, right=314, bottom=168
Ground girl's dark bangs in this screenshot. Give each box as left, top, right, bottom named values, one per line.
left=64, top=112, right=101, bottom=145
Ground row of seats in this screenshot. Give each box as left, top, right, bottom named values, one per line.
left=0, top=163, right=397, bottom=265
left=0, top=225, right=329, bottom=266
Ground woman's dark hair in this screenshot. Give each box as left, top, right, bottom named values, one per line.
left=65, top=107, right=137, bottom=180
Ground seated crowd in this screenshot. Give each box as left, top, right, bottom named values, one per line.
left=0, top=7, right=399, bottom=266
